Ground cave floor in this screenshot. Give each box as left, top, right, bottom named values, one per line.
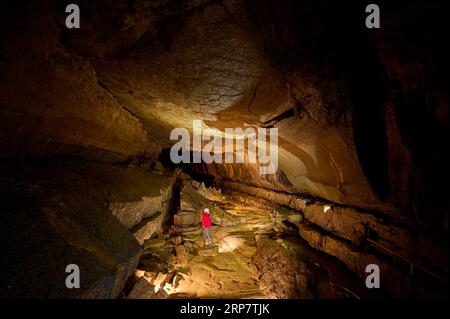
left=131, top=193, right=377, bottom=299
left=169, top=203, right=273, bottom=299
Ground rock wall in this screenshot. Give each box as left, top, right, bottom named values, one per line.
left=252, top=236, right=316, bottom=298
left=0, top=161, right=180, bottom=298
left=108, top=169, right=181, bottom=244
left=173, top=180, right=236, bottom=235
left=0, top=2, right=158, bottom=162
left=224, top=180, right=448, bottom=297
left=252, top=235, right=378, bottom=299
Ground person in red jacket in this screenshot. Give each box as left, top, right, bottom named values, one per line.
left=201, top=208, right=213, bottom=245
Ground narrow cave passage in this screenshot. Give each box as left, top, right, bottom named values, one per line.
left=0, top=0, right=448, bottom=301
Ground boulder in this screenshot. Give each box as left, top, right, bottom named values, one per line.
left=171, top=236, right=183, bottom=245
left=132, top=212, right=165, bottom=245
left=0, top=168, right=142, bottom=298
left=153, top=272, right=168, bottom=290
left=197, top=245, right=219, bottom=257
left=127, top=277, right=154, bottom=299
left=173, top=225, right=202, bottom=235
left=127, top=276, right=168, bottom=299
left=191, top=180, right=201, bottom=189
left=173, top=211, right=198, bottom=227
left=175, top=245, right=189, bottom=268
left=184, top=241, right=194, bottom=251
left=142, top=237, right=166, bottom=251
left=109, top=170, right=179, bottom=230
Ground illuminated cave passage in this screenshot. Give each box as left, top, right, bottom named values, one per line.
left=0, top=1, right=448, bottom=299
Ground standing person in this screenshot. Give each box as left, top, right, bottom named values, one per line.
left=202, top=208, right=213, bottom=245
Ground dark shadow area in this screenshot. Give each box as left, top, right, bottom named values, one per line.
left=350, top=51, right=390, bottom=201
left=159, top=148, right=217, bottom=188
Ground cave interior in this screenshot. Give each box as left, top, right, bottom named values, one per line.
left=0, top=0, right=448, bottom=299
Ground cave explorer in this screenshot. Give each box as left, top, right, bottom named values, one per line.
left=202, top=208, right=213, bottom=246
